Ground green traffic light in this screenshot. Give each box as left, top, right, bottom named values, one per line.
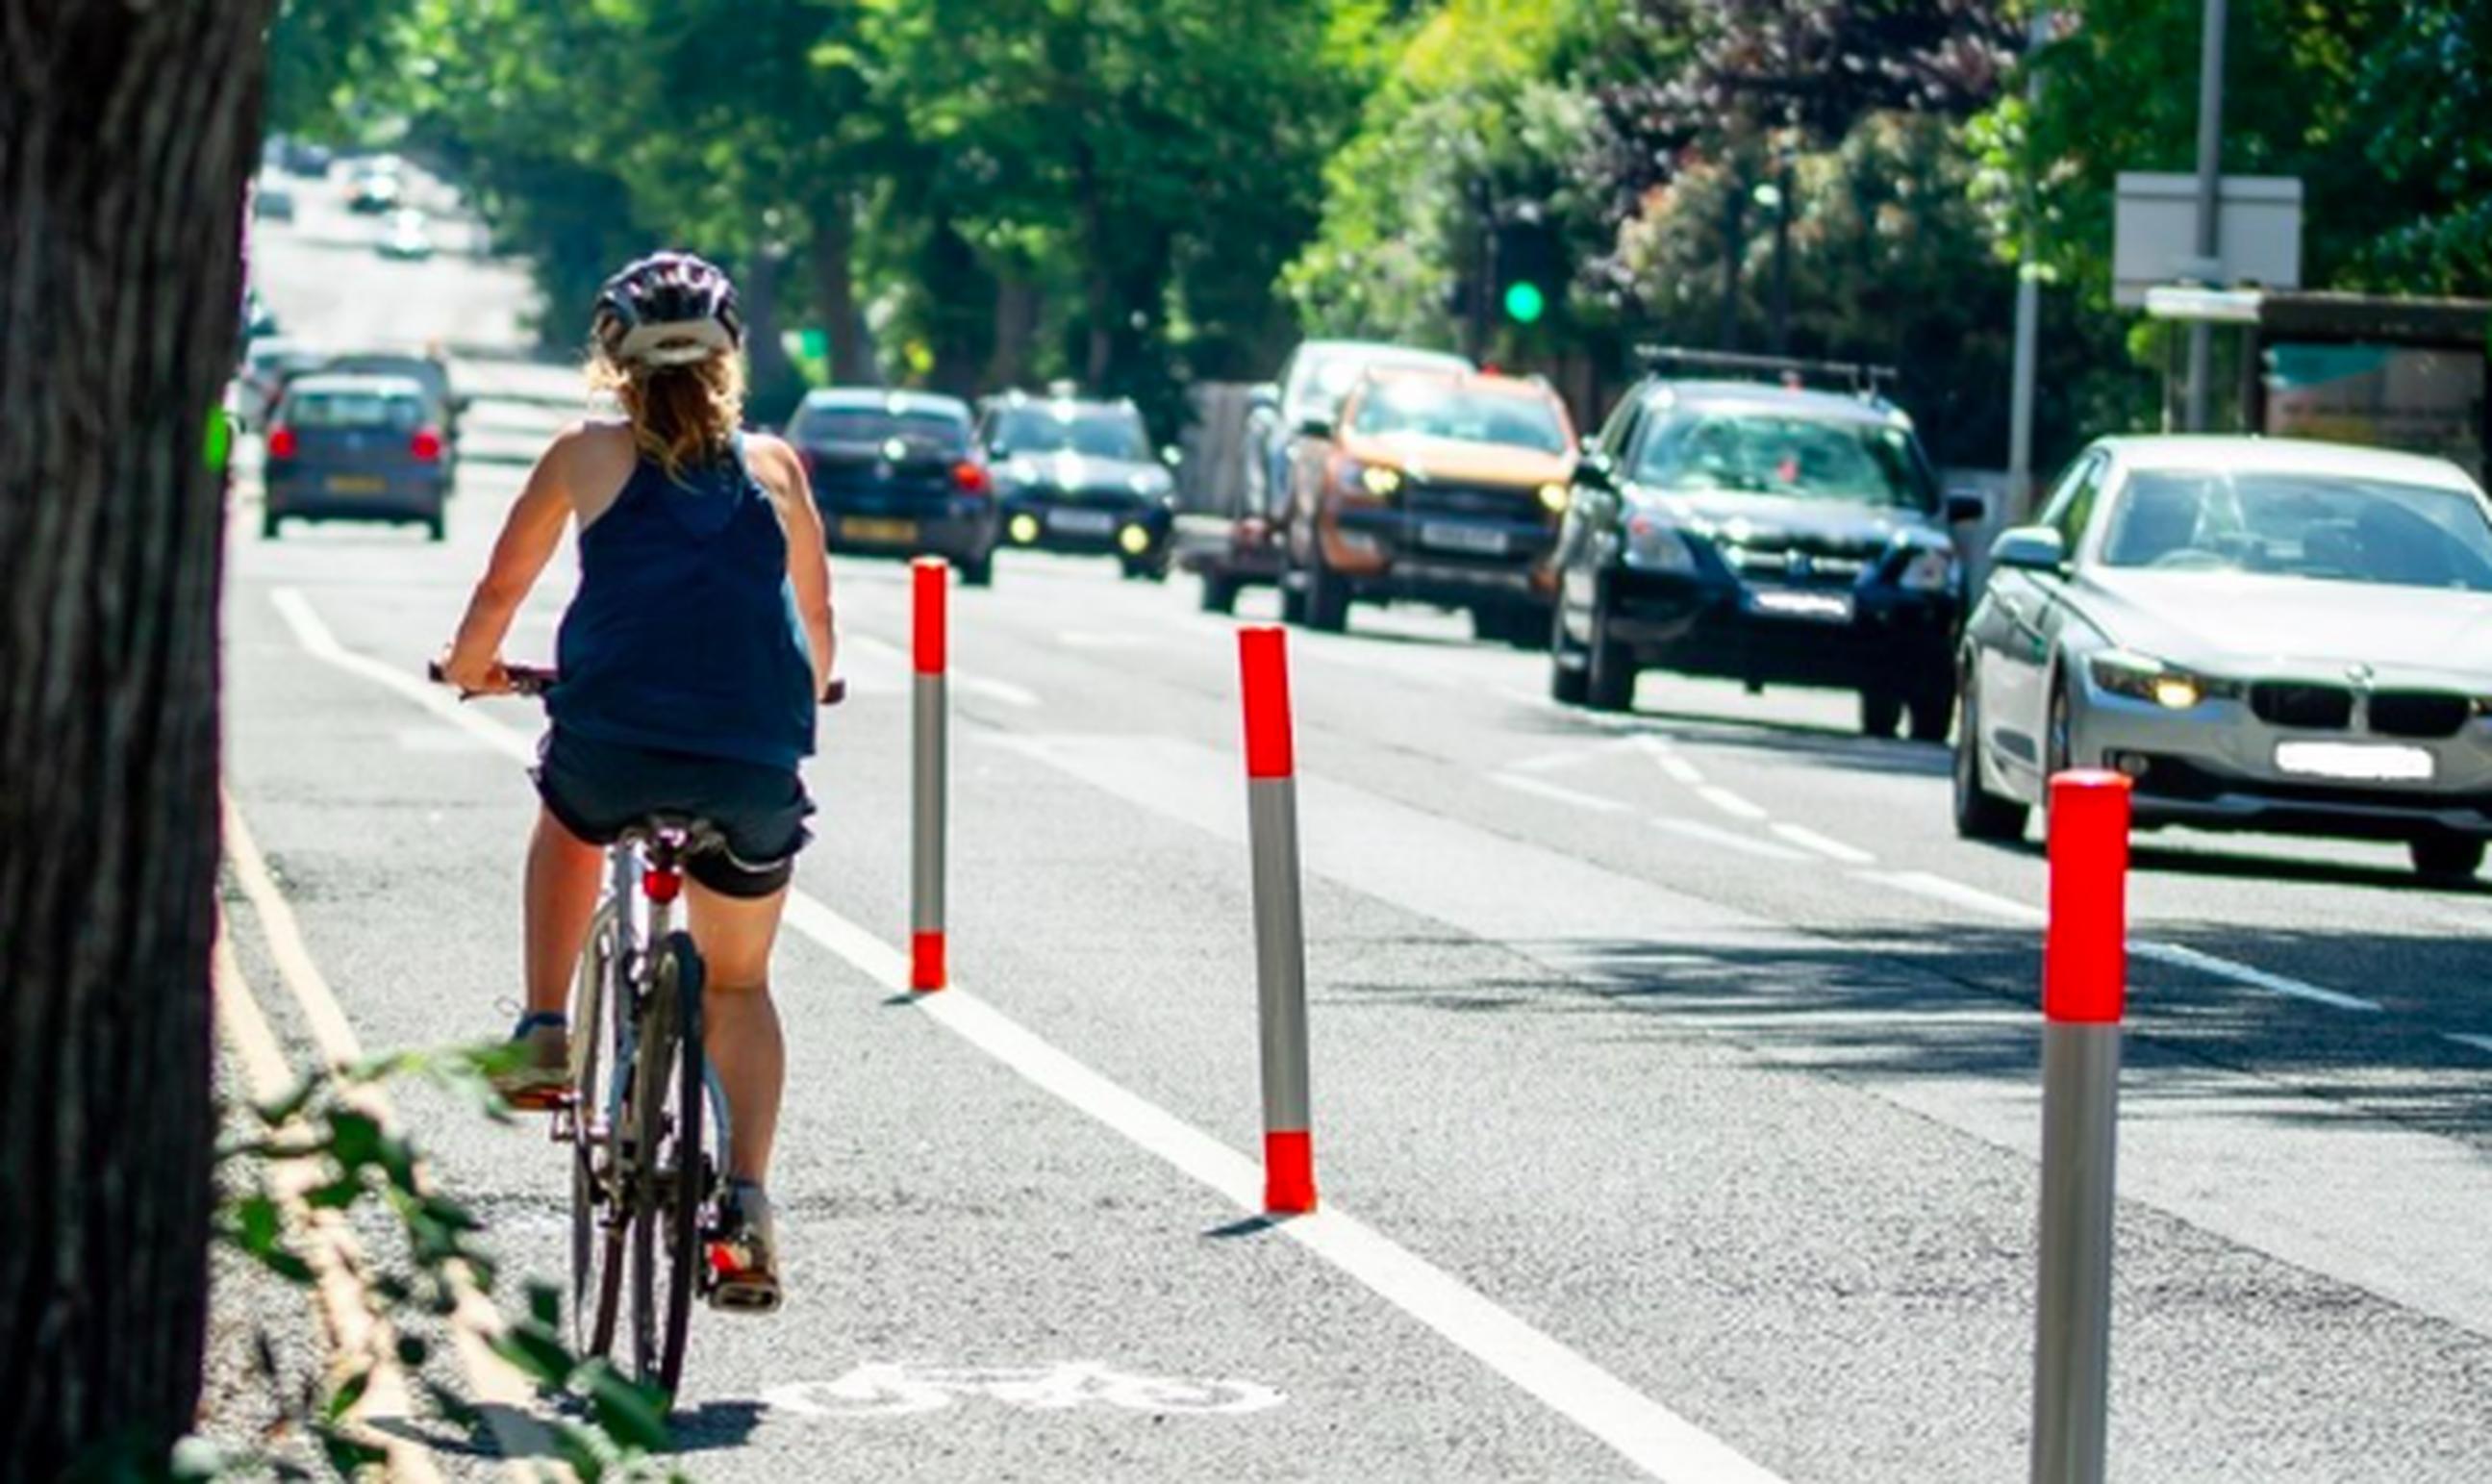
left=1502, top=280, right=1547, bottom=324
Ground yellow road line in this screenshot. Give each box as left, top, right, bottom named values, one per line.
left=214, top=926, right=443, bottom=1484
left=222, top=792, right=570, bottom=1480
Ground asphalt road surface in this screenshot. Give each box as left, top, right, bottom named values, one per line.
left=226, top=165, right=2492, bottom=1481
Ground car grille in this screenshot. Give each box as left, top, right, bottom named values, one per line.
left=2369, top=691, right=2473, bottom=740
left=1719, top=544, right=1874, bottom=587
left=2250, top=682, right=2354, bottom=730
left=1402, top=482, right=1541, bottom=521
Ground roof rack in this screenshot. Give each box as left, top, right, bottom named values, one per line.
left=1632, top=344, right=1898, bottom=400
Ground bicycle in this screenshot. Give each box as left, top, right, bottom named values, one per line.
left=430, top=659, right=843, bottom=1396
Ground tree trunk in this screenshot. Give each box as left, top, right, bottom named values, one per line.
left=0, top=0, right=269, bottom=1471
left=740, top=244, right=804, bottom=427
left=809, top=199, right=879, bottom=387
left=986, top=276, right=1040, bottom=392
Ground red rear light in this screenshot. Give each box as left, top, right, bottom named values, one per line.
left=266, top=426, right=297, bottom=460
left=951, top=460, right=991, bottom=495
left=411, top=427, right=443, bottom=462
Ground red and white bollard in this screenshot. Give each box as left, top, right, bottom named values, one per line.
left=2030, top=769, right=2131, bottom=1484
left=910, top=557, right=948, bottom=993
left=1238, top=627, right=1316, bottom=1215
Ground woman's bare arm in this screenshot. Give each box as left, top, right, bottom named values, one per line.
left=749, top=435, right=836, bottom=697
left=441, top=426, right=584, bottom=692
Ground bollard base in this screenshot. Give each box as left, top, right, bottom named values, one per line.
left=910, top=931, right=947, bottom=994
left=1263, top=1129, right=1318, bottom=1215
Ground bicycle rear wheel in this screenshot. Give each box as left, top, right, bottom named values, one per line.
left=628, top=931, right=709, bottom=1396
left=568, top=904, right=626, bottom=1360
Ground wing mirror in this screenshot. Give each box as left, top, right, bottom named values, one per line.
left=1293, top=413, right=1333, bottom=440
left=1944, top=490, right=1987, bottom=524
left=1989, top=524, right=2069, bottom=573
left=1161, top=444, right=1184, bottom=467
left=1573, top=451, right=1618, bottom=492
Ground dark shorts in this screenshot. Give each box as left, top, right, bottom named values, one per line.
left=533, top=728, right=815, bottom=899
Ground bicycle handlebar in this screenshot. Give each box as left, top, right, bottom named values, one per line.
left=428, top=660, right=847, bottom=707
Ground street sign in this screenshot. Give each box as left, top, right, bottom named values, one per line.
left=2112, top=173, right=2302, bottom=308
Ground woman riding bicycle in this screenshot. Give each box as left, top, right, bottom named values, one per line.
left=441, top=252, right=833, bottom=1313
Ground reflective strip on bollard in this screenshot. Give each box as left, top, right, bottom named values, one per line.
left=1239, top=627, right=1315, bottom=1215
left=2031, top=768, right=2130, bottom=1484
left=911, top=558, right=948, bottom=993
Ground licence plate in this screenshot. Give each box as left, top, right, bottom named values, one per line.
left=841, top=516, right=919, bottom=544
left=1048, top=508, right=1117, bottom=536
left=325, top=474, right=386, bottom=495
left=2274, top=741, right=2436, bottom=782
left=1748, top=588, right=1855, bottom=623
left=1420, top=521, right=1506, bottom=556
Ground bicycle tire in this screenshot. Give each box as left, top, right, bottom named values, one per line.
left=629, top=931, right=707, bottom=1396
left=568, top=905, right=626, bottom=1360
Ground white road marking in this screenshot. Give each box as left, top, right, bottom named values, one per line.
left=1866, top=869, right=2045, bottom=923
left=1630, top=735, right=1706, bottom=787
left=1652, top=817, right=1815, bottom=864
left=843, top=631, right=1043, bottom=709
left=1769, top=823, right=1877, bottom=866
left=274, top=590, right=1790, bottom=1484
left=2129, top=940, right=2383, bottom=1013
left=1695, top=785, right=1769, bottom=821
left=1490, top=772, right=1635, bottom=816
left=1507, top=741, right=1633, bottom=774
left=2445, top=1034, right=2492, bottom=1058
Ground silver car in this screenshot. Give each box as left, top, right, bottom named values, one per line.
left=1954, top=436, right=2492, bottom=880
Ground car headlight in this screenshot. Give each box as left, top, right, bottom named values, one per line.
left=1358, top=463, right=1403, bottom=499
left=1622, top=511, right=1699, bottom=574
left=2088, top=650, right=2214, bottom=710
left=1898, top=546, right=1956, bottom=592
left=1538, top=482, right=1569, bottom=515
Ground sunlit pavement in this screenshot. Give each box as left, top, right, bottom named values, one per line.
left=222, top=167, right=2492, bottom=1481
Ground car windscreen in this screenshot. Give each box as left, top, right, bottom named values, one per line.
left=2098, top=469, right=2492, bottom=592
left=284, top=391, right=425, bottom=431
left=1635, top=414, right=1937, bottom=510
left=1295, top=350, right=1464, bottom=422
left=1349, top=383, right=1568, bottom=453
left=793, top=406, right=968, bottom=454
left=325, top=358, right=446, bottom=400
left=993, top=406, right=1148, bottom=461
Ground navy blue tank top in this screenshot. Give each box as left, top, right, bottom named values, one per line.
left=549, top=435, right=816, bottom=769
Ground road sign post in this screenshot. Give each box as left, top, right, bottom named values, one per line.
left=911, top=557, right=949, bottom=993
left=2030, top=769, right=2132, bottom=1484
left=1238, top=627, right=1317, bottom=1215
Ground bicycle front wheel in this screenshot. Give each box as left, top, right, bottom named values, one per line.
left=628, top=931, right=709, bottom=1397
left=568, top=903, right=626, bottom=1361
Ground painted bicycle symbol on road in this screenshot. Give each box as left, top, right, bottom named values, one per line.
left=764, top=1361, right=1285, bottom=1418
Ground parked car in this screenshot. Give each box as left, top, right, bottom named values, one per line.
left=1954, top=435, right=2492, bottom=880
left=1278, top=368, right=1576, bottom=641
left=253, top=184, right=296, bottom=223
left=978, top=390, right=1177, bottom=580
left=346, top=168, right=402, bottom=214
left=261, top=374, right=451, bottom=541
left=377, top=209, right=434, bottom=260
left=1264, top=340, right=1473, bottom=619
left=1548, top=358, right=1974, bottom=732
left=788, top=389, right=998, bottom=585
left=1175, top=382, right=1279, bottom=614
left=234, top=337, right=327, bottom=432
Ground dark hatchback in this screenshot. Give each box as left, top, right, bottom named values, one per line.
left=978, top=392, right=1177, bottom=580
left=262, top=373, right=450, bottom=540
left=1549, top=376, right=1976, bottom=737
left=789, top=390, right=999, bottom=586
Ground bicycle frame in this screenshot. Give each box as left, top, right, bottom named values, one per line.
left=571, top=828, right=735, bottom=1165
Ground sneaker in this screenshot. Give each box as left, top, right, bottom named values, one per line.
left=708, top=1181, right=783, bottom=1314
left=491, top=1011, right=569, bottom=1111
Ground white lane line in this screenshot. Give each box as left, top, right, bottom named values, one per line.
left=1653, top=817, right=1815, bottom=864
left=1490, top=772, right=1635, bottom=816
left=841, top=631, right=1042, bottom=709
left=1769, top=823, right=1877, bottom=867
left=275, top=587, right=1787, bottom=1484
left=1629, top=734, right=1706, bottom=787
left=1866, top=869, right=2045, bottom=923
left=2129, top=940, right=2383, bottom=1013
left=2445, top=1034, right=2492, bottom=1058
left=1507, top=740, right=1635, bottom=775
left=1695, top=785, right=1769, bottom=821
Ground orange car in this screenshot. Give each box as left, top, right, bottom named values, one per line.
left=1280, top=368, right=1577, bottom=641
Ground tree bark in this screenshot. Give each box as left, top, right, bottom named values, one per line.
left=740, top=243, right=804, bottom=427
left=0, top=0, right=272, bottom=1471
left=808, top=198, right=879, bottom=387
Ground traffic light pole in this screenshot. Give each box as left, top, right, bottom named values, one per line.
left=2184, top=0, right=2228, bottom=431
left=1467, top=178, right=1494, bottom=364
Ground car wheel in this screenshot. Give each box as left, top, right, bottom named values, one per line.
left=1951, top=670, right=2029, bottom=842
left=1302, top=549, right=1349, bottom=633
left=958, top=552, right=994, bottom=588
left=1199, top=574, right=1240, bottom=615
left=1859, top=689, right=1904, bottom=739
left=1277, top=550, right=1308, bottom=624
left=1548, top=602, right=1590, bottom=705
left=261, top=512, right=283, bottom=541
left=1907, top=681, right=1954, bottom=743
left=1583, top=588, right=1635, bottom=713
left=425, top=515, right=446, bottom=542
left=2410, top=834, right=2485, bottom=882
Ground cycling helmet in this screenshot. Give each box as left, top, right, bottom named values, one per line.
left=592, top=251, right=743, bottom=366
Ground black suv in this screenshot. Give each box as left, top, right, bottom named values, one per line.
left=1548, top=352, right=1980, bottom=738
left=977, top=390, right=1178, bottom=580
